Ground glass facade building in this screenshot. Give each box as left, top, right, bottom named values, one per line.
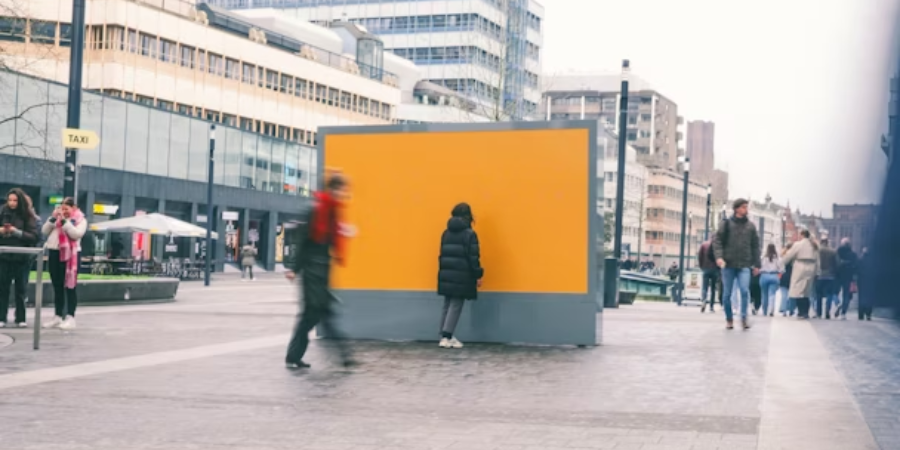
left=0, top=70, right=318, bottom=195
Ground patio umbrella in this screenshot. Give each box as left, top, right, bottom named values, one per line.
left=89, top=213, right=218, bottom=239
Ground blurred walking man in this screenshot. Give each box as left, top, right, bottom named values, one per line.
left=284, top=173, right=356, bottom=369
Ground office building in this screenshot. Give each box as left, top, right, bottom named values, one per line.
left=642, top=168, right=709, bottom=267
left=208, top=0, right=546, bottom=121
left=544, top=72, right=682, bottom=171
left=686, top=120, right=714, bottom=185
left=0, top=0, right=427, bottom=270
left=821, top=204, right=878, bottom=252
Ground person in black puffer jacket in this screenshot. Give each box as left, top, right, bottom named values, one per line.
left=436, top=203, right=484, bottom=349
left=0, top=188, right=39, bottom=328
left=779, top=242, right=795, bottom=316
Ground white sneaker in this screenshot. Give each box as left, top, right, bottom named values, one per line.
left=43, top=316, right=63, bottom=329
left=59, top=316, right=76, bottom=330
left=0, top=322, right=6, bottom=328
left=448, top=337, right=464, bottom=349
left=17, top=322, right=27, bottom=328
left=439, top=338, right=451, bottom=348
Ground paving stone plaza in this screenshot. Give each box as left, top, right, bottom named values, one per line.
left=1, top=277, right=898, bottom=450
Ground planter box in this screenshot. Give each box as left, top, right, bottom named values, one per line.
left=24, top=278, right=179, bottom=306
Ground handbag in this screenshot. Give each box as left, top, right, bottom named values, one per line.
left=850, top=281, right=858, bottom=294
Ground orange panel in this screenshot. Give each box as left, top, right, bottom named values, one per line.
left=325, top=128, right=590, bottom=294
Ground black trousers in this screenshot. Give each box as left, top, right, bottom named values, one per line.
left=285, top=270, right=350, bottom=364
left=0, top=259, right=28, bottom=324
left=242, top=265, right=254, bottom=279
left=795, top=297, right=811, bottom=318
left=48, top=250, right=78, bottom=318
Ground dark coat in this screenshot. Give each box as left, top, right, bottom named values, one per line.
left=437, top=217, right=483, bottom=300
left=836, top=245, right=858, bottom=282
left=780, top=262, right=793, bottom=288
left=0, top=205, right=38, bottom=262
left=713, top=216, right=761, bottom=269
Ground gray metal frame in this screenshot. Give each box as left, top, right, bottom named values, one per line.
left=317, top=120, right=600, bottom=345
left=0, top=246, right=46, bottom=350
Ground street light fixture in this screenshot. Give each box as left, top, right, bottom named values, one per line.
left=705, top=184, right=712, bottom=241
left=676, top=156, right=690, bottom=305
left=604, top=59, right=631, bottom=309
left=204, top=125, right=216, bottom=287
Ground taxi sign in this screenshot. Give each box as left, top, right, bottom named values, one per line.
left=61, top=128, right=100, bottom=150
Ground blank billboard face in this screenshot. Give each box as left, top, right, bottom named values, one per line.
left=323, top=127, right=592, bottom=294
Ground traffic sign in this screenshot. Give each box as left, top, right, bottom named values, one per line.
left=61, top=128, right=100, bottom=150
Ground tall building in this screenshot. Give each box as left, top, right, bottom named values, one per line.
left=686, top=120, right=715, bottom=184
left=597, top=128, right=647, bottom=256
left=642, top=168, right=709, bottom=267
left=209, top=0, right=545, bottom=121
left=543, top=73, right=682, bottom=171
left=821, top=204, right=878, bottom=252
left=711, top=168, right=730, bottom=209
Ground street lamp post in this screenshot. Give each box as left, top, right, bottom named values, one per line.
left=688, top=212, right=693, bottom=268
left=63, top=0, right=88, bottom=199
left=604, top=59, right=631, bottom=309
left=676, top=157, right=691, bottom=305
left=705, top=184, right=712, bottom=241
left=204, top=125, right=216, bottom=287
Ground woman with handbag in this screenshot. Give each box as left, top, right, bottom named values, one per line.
left=436, top=203, right=484, bottom=349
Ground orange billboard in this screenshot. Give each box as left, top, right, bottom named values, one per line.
left=323, top=127, right=593, bottom=294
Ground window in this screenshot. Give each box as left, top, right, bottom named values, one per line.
left=29, top=20, right=56, bottom=44
left=641, top=114, right=651, bottom=122
left=206, top=110, right=221, bottom=122
left=360, top=97, right=369, bottom=115
left=240, top=118, right=254, bottom=132
left=160, top=39, right=176, bottom=63
left=207, top=53, right=223, bottom=76
left=294, top=78, right=307, bottom=98
left=627, top=131, right=637, bottom=141
left=340, top=91, right=351, bottom=110
left=225, top=58, right=239, bottom=80
left=0, top=17, right=26, bottom=42
left=315, top=84, right=326, bottom=104
left=59, top=23, right=72, bottom=47
left=328, top=87, right=339, bottom=106
left=136, top=95, right=154, bottom=106
left=257, top=67, right=264, bottom=88
left=198, top=49, right=206, bottom=71
left=265, top=69, right=277, bottom=91
left=241, top=62, right=254, bottom=84
left=127, top=30, right=138, bottom=53
left=180, top=44, right=195, bottom=68
left=222, top=113, right=237, bottom=127
left=280, top=74, right=292, bottom=94
left=177, top=104, right=192, bottom=115
left=157, top=99, right=173, bottom=111
left=140, top=33, right=157, bottom=58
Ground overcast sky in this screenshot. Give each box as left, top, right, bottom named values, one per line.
left=542, top=0, right=899, bottom=215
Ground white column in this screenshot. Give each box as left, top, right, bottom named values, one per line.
left=580, top=95, right=586, bottom=120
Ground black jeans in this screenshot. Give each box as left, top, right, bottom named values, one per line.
left=242, top=265, right=254, bottom=279
left=796, top=297, right=811, bottom=318
left=0, top=259, right=28, bottom=324
left=701, top=269, right=718, bottom=309
left=285, top=305, right=350, bottom=364
left=48, top=250, right=78, bottom=318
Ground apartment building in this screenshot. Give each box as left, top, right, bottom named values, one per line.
left=208, top=0, right=545, bottom=121
left=597, top=129, right=648, bottom=256
left=544, top=72, right=682, bottom=171
left=642, top=168, right=709, bottom=267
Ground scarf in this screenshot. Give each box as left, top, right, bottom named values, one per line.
left=57, top=208, right=84, bottom=289
left=310, top=191, right=345, bottom=264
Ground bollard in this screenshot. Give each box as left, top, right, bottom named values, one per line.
left=603, top=257, right=619, bottom=309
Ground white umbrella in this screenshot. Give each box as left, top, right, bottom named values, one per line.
left=89, top=213, right=218, bottom=239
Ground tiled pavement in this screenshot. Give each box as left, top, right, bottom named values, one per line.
left=0, top=278, right=895, bottom=449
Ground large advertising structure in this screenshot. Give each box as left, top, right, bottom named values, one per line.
left=318, top=121, right=601, bottom=346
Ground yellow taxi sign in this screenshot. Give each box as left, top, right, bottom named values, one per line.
left=61, top=128, right=100, bottom=150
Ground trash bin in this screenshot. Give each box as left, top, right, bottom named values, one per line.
left=603, top=257, right=619, bottom=308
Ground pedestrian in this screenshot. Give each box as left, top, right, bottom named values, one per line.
left=835, top=238, right=858, bottom=320
left=41, top=197, right=88, bottom=330
left=779, top=243, right=795, bottom=316
left=436, top=202, right=484, bottom=349
left=698, top=239, right=719, bottom=313
left=284, top=173, right=355, bottom=369
left=667, top=262, right=678, bottom=281
left=712, top=198, right=761, bottom=330
left=783, top=229, right=820, bottom=319
left=857, top=247, right=872, bottom=320
left=815, top=238, right=839, bottom=319
left=759, top=243, right=783, bottom=317
left=241, top=244, right=257, bottom=281
left=0, top=188, right=39, bottom=328
left=750, top=270, right=762, bottom=315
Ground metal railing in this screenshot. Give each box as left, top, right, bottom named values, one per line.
left=0, top=246, right=46, bottom=350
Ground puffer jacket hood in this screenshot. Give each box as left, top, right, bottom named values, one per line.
left=447, top=216, right=470, bottom=232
